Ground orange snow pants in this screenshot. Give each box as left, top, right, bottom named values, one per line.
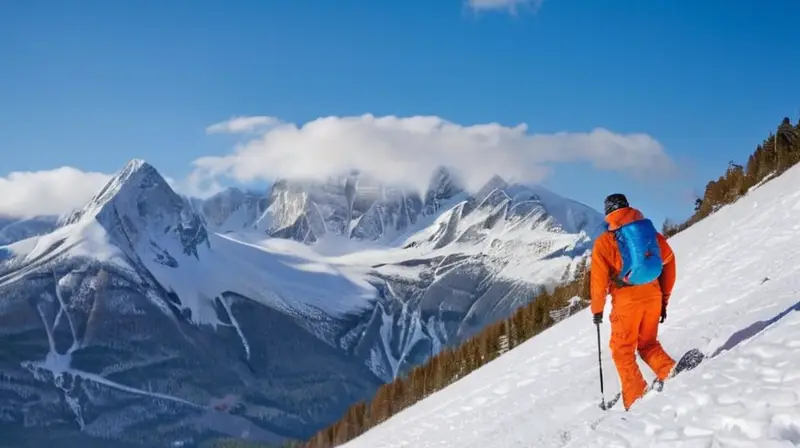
left=609, top=295, right=676, bottom=410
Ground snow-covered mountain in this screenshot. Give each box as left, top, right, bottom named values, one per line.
left=0, top=215, right=58, bottom=246
left=0, top=160, right=381, bottom=447
left=0, top=159, right=603, bottom=447
left=340, top=163, right=800, bottom=448
left=197, top=167, right=605, bottom=378
left=193, top=187, right=268, bottom=235
left=199, top=167, right=603, bottom=246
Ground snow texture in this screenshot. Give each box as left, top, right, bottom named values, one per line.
left=342, top=163, right=800, bottom=448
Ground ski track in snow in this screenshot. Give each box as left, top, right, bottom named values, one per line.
left=342, top=164, right=800, bottom=448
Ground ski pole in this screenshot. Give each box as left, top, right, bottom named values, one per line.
left=596, top=322, right=606, bottom=410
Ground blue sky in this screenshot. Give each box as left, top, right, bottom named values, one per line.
left=2, top=0, right=799, bottom=225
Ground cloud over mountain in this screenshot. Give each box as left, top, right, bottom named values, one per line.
left=0, top=167, right=111, bottom=218
left=195, top=114, right=675, bottom=193
left=0, top=167, right=183, bottom=219
left=0, top=114, right=673, bottom=219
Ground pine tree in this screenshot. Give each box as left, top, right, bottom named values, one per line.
left=776, top=117, right=799, bottom=172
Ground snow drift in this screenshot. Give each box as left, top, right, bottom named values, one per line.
left=341, top=163, right=800, bottom=447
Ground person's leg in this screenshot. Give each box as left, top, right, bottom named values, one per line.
left=637, top=297, right=676, bottom=380
left=609, top=302, right=647, bottom=410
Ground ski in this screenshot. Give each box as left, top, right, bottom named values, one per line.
left=599, top=348, right=706, bottom=411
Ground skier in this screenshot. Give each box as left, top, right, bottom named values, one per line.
left=589, top=193, right=677, bottom=411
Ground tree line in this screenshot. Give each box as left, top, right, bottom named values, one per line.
left=206, top=261, right=591, bottom=448
left=207, top=116, right=800, bottom=448
left=662, top=117, right=800, bottom=237
left=304, top=258, right=591, bottom=448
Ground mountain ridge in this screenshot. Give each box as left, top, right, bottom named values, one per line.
left=199, top=165, right=603, bottom=248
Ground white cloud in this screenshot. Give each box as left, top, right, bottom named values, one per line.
left=0, top=115, right=673, bottom=219
left=193, top=114, right=674, bottom=194
left=0, top=167, right=111, bottom=218
left=174, top=169, right=227, bottom=199
left=206, top=116, right=281, bottom=134
left=466, top=0, right=544, bottom=13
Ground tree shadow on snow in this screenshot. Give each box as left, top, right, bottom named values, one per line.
left=711, top=298, right=800, bottom=358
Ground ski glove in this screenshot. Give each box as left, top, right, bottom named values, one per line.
left=593, top=313, right=603, bottom=325
left=660, top=300, right=668, bottom=323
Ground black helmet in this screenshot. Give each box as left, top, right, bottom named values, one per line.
left=604, top=193, right=629, bottom=215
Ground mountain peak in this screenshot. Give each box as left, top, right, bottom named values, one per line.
left=122, top=157, right=148, bottom=171
left=62, top=159, right=210, bottom=261
left=73, top=158, right=168, bottom=222
left=115, top=157, right=160, bottom=184
left=474, top=175, right=509, bottom=202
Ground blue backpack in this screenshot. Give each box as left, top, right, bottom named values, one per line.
left=610, top=218, right=663, bottom=286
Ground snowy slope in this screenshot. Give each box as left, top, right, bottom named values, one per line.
left=196, top=187, right=267, bottom=234
left=342, top=163, right=800, bottom=448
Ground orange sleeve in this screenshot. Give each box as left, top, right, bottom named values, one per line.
left=657, top=233, right=676, bottom=303
left=590, top=234, right=612, bottom=315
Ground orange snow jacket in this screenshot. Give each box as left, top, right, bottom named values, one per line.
left=589, top=207, right=676, bottom=315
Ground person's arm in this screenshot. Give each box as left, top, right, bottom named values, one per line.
left=657, top=233, right=676, bottom=304
left=590, top=235, right=611, bottom=315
